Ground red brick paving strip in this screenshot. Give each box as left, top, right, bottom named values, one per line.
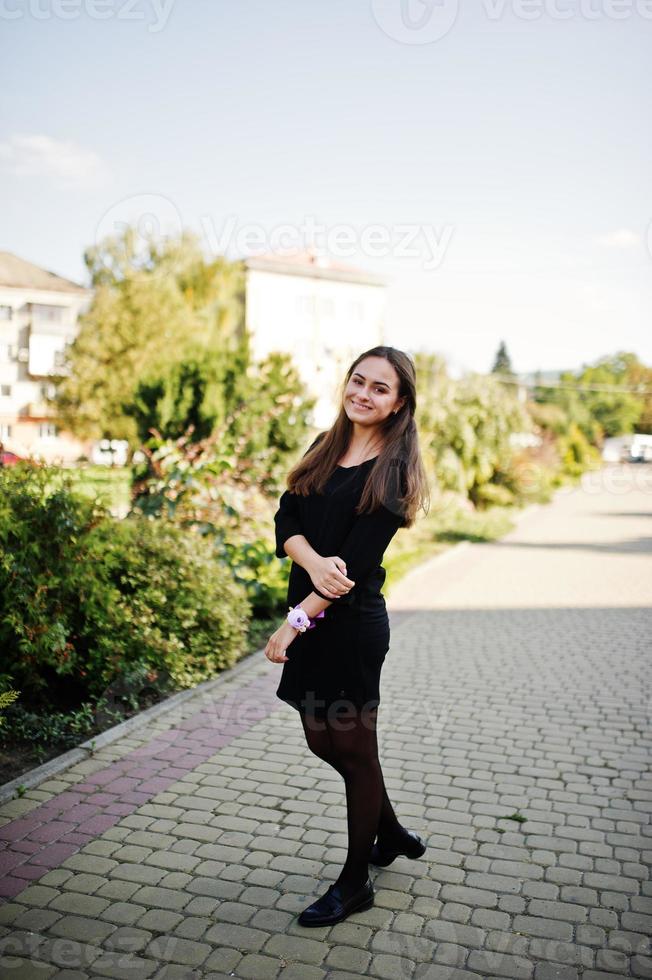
left=0, top=671, right=280, bottom=901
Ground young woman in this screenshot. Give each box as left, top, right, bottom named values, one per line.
left=264, top=346, right=430, bottom=927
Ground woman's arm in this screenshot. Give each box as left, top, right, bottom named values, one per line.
left=273, top=431, right=327, bottom=559
left=282, top=535, right=353, bottom=599
left=312, top=459, right=407, bottom=605
left=264, top=588, right=333, bottom=664
left=266, top=494, right=403, bottom=663
left=280, top=530, right=320, bottom=568
left=273, top=489, right=307, bottom=560
left=274, top=489, right=355, bottom=598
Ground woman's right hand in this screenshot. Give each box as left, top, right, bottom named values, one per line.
left=308, top=555, right=355, bottom=599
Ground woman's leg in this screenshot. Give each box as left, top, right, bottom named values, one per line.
left=369, top=709, right=411, bottom=848
left=299, top=708, right=344, bottom=772
left=320, top=703, right=384, bottom=901
left=300, top=704, right=407, bottom=850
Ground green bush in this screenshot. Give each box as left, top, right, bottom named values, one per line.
left=473, top=482, right=516, bottom=508
left=0, top=462, right=249, bottom=706
left=556, top=422, right=601, bottom=478
left=0, top=690, right=19, bottom=728
left=222, top=537, right=290, bottom=616
left=85, top=512, right=250, bottom=692
left=130, top=426, right=305, bottom=616
left=491, top=446, right=558, bottom=505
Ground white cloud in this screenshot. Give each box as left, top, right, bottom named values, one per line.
left=594, top=228, right=641, bottom=249
left=0, top=133, right=111, bottom=189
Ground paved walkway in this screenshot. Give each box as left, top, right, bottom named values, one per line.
left=0, top=463, right=650, bottom=980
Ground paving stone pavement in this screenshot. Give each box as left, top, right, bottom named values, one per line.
left=0, top=462, right=650, bottom=980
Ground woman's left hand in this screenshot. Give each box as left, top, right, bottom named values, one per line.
left=264, top=622, right=298, bottom=664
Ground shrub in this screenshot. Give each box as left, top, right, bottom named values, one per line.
left=222, top=536, right=290, bottom=616
left=492, top=445, right=558, bottom=505
left=0, top=462, right=249, bottom=706
left=84, top=512, right=249, bottom=693
left=130, top=423, right=303, bottom=616
left=473, top=482, right=515, bottom=509
left=556, top=422, right=601, bottom=478
left=0, top=690, right=19, bottom=728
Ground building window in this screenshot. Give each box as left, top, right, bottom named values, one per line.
left=29, top=304, right=65, bottom=323
left=39, top=382, right=57, bottom=399
left=0, top=306, right=12, bottom=321
left=38, top=423, right=57, bottom=438
left=0, top=423, right=12, bottom=439
left=1, top=385, right=11, bottom=397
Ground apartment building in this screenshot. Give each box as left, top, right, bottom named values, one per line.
left=0, top=251, right=92, bottom=463
left=245, top=250, right=387, bottom=428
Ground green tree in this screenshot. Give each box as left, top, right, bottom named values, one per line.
left=53, top=227, right=245, bottom=449
left=491, top=341, right=515, bottom=377
left=621, top=354, right=652, bottom=434
left=131, top=347, right=315, bottom=508
left=128, top=348, right=316, bottom=613
left=534, top=351, right=646, bottom=445
left=127, top=344, right=231, bottom=444
left=415, top=353, right=531, bottom=506
left=575, top=352, right=643, bottom=439
left=55, top=273, right=196, bottom=444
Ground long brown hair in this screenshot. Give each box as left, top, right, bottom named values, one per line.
left=285, top=346, right=430, bottom=528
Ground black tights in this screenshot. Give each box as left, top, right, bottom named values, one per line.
left=299, top=704, right=407, bottom=900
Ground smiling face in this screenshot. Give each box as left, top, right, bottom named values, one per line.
left=343, top=355, right=406, bottom=427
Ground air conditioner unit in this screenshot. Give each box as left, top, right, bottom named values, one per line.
left=17, top=348, right=29, bottom=362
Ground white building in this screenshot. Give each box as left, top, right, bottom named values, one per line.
left=0, top=251, right=92, bottom=463
left=245, top=250, right=387, bottom=428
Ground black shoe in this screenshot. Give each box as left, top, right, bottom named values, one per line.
left=369, top=829, right=427, bottom=867
left=297, top=877, right=375, bottom=927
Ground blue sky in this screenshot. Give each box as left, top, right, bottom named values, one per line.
left=1, top=0, right=650, bottom=375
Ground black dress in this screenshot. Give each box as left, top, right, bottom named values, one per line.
left=273, top=439, right=407, bottom=716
